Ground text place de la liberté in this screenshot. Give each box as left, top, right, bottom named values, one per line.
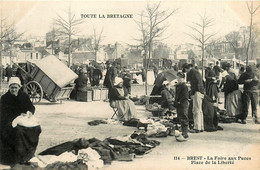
left=173, top=155, right=252, bottom=165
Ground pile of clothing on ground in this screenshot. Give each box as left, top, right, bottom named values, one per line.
left=123, top=118, right=178, bottom=137
left=218, top=109, right=236, bottom=123
left=23, top=135, right=160, bottom=169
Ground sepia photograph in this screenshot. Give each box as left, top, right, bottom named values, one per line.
left=0, top=0, right=259, bottom=169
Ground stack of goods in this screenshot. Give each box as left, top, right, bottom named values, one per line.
left=146, top=103, right=165, bottom=117
left=28, top=136, right=160, bottom=169
left=131, top=95, right=149, bottom=105
left=92, top=86, right=108, bottom=101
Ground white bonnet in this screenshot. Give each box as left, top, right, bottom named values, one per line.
left=8, top=77, right=21, bottom=87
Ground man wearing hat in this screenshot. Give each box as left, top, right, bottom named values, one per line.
left=183, top=63, right=204, bottom=133
left=103, top=60, right=117, bottom=89
left=0, top=77, right=41, bottom=165
left=175, top=72, right=189, bottom=141
left=237, top=65, right=259, bottom=124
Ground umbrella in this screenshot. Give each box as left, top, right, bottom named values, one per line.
left=163, top=69, right=177, bottom=82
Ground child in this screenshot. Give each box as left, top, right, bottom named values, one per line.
left=175, top=72, right=189, bottom=142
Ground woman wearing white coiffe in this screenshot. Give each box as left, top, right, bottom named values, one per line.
left=0, top=77, right=41, bottom=166
left=108, top=77, right=136, bottom=121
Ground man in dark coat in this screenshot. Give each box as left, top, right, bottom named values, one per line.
left=122, top=70, right=132, bottom=97
left=74, top=68, right=89, bottom=101
left=213, top=61, right=221, bottom=78
left=149, top=72, right=167, bottom=104
left=183, top=63, right=205, bottom=133
left=237, top=65, right=259, bottom=124
left=5, top=64, right=13, bottom=82
left=175, top=72, right=189, bottom=141
left=92, top=65, right=103, bottom=86
left=173, top=63, right=179, bottom=71
left=75, top=69, right=88, bottom=91
left=205, top=64, right=219, bottom=101
left=103, top=61, right=117, bottom=89
left=87, top=63, right=94, bottom=85
left=153, top=64, right=159, bottom=79
left=0, top=77, right=41, bottom=165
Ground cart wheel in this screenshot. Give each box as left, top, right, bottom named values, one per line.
left=26, top=81, right=43, bottom=103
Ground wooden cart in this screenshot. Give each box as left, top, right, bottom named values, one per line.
left=22, top=55, right=78, bottom=103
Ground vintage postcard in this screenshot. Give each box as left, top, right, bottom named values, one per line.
left=0, top=0, right=259, bottom=170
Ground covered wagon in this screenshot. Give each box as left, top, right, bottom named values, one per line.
left=25, top=55, right=78, bottom=103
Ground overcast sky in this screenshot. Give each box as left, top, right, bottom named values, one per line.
left=1, top=0, right=259, bottom=47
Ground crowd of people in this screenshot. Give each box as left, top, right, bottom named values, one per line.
left=146, top=61, right=259, bottom=142
left=0, top=59, right=259, bottom=166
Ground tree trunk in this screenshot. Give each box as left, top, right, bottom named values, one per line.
left=95, top=50, right=97, bottom=62
left=0, top=33, right=2, bottom=89
left=0, top=49, right=2, bottom=89
left=68, top=34, right=71, bottom=67
left=201, top=25, right=205, bottom=80
left=246, top=11, right=253, bottom=66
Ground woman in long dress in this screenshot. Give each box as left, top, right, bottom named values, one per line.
left=108, top=77, right=136, bottom=121
left=0, top=77, right=41, bottom=165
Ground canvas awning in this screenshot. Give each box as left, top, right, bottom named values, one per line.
left=35, top=55, right=78, bottom=88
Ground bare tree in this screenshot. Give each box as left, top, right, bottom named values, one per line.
left=135, top=2, right=178, bottom=94
left=55, top=6, right=83, bottom=67
left=225, top=31, right=240, bottom=59
left=245, top=1, right=259, bottom=66
left=205, top=39, right=218, bottom=58
left=91, top=26, right=104, bottom=62
left=249, top=24, right=259, bottom=60
left=187, top=11, right=216, bottom=78
left=49, top=24, right=58, bottom=55
left=0, top=12, right=23, bottom=89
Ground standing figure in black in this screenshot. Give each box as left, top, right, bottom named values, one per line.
left=103, top=61, right=117, bottom=90
left=92, top=65, right=103, bottom=86
left=237, top=65, right=259, bottom=124
left=175, top=72, right=189, bottom=142
left=122, top=69, right=132, bottom=97
left=87, top=63, right=94, bottom=86
left=5, top=64, right=13, bottom=82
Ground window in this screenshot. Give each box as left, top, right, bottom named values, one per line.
left=36, top=53, right=38, bottom=59
left=30, top=53, right=33, bottom=59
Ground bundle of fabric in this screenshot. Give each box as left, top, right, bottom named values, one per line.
left=146, top=103, right=165, bottom=117
left=105, top=133, right=160, bottom=156
left=122, top=118, right=153, bottom=132
left=122, top=118, right=140, bottom=127
left=218, top=109, right=236, bottom=123
left=146, top=103, right=161, bottom=112
left=133, top=95, right=149, bottom=105
left=88, top=120, right=107, bottom=126
left=44, top=160, right=88, bottom=170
